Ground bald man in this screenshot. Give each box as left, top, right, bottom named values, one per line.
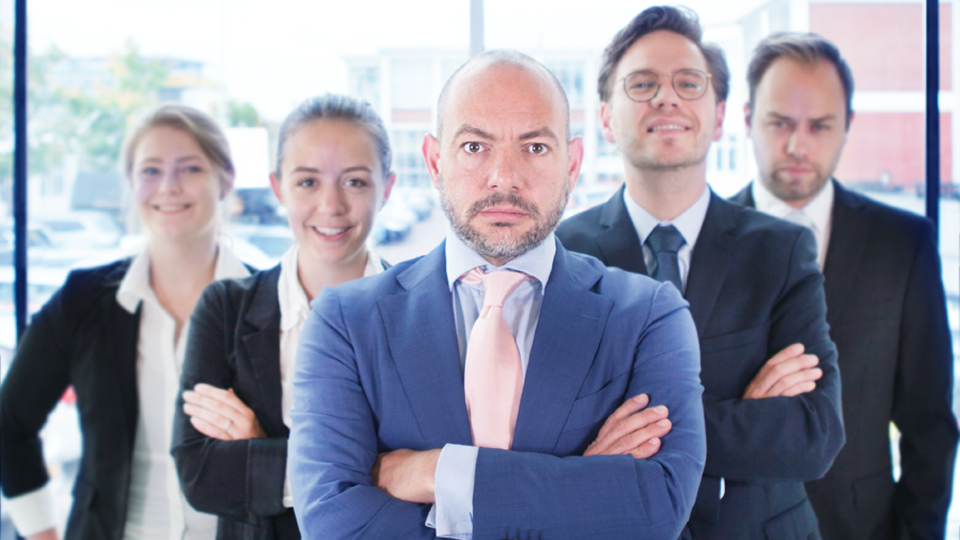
left=288, top=50, right=706, bottom=539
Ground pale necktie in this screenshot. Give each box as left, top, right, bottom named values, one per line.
left=645, top=224, right=686, bottom=292
left=784, top=209, right=815, bottom=231
left=460, top=268, right=530, bottom=450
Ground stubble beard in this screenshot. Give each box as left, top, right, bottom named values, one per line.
left=438, top=174, right=569, bottom=262
left=763, top=163, right=830, bottom=203
left=624, top=132, right=710, bottom=173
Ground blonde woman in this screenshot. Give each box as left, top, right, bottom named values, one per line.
left=0, top=104, right=249, bottom=540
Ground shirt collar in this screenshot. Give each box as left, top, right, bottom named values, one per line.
left=278, top=245, right=385, bottom=331
left=444, top=226, right=555, bottom=294
left=622, top=183, right=711, bottom=249
left=752, top=178, right=834, bottom=235
left=116, top=243, right=251, bottom=314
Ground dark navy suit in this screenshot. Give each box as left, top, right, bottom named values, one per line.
left=289, top=239, right=707, bottom=539
left=733, top=180, right=958, bottom=540
left=557, top=188, right=845, bottom=539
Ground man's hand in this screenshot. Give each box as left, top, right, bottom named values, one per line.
left=371, top=448, right=441, bottom=504
left=584, top=394, right=671, bottom=459
left=183, top=383, right=266, bottom=441
left=26, top=527, right=59, bottom=540
left=743, top=343, right=822, bottom=399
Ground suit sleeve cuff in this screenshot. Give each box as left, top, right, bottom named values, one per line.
left=426, top=443, right=477, bottom=539
left=4, top=482, right=59, bottom=536
left=247, top=437, right=289, bottom=515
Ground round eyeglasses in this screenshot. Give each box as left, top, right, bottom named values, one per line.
left=621, top=69, right=712, bottom=102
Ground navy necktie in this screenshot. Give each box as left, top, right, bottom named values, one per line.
left=646, top=224, right=686, bottom=292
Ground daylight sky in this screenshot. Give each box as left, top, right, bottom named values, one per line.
left=12, top=0, right=770, bottom=120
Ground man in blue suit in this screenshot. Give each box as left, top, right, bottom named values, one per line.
left=289, top=50, right=707, bottom=539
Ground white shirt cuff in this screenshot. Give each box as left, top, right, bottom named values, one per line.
left=425, top=444, right=477, bottom=539
left=283, top=469, right=293, bottom=508
left=4, top=482, right=59, bottom=536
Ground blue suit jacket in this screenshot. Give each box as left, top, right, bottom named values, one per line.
left=289, top=239, right=706, bottom=540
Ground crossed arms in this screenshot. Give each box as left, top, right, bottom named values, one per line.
left=288, top=280, right=706, bottom=540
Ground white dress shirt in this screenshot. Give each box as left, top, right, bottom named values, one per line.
left=427, top=229, right=556, bottom=539
left=751, top=179, right=834, bottom=270
left=277, top=245, right=384, bottom=508
left=6, top=246, right=250, bottom=539
left=118, top=246, right=250, bottom=540
left=622, top=184, right=711, bottom=292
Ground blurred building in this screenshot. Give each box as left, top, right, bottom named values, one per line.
left=347, top=0, right=958, bottom=198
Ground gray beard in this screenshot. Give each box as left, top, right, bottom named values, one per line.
left=438, top=177, right=568, bottom=262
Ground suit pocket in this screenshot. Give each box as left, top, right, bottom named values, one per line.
left=853, top=468, right=895, bottom=510
left=763, top=499, right=821, bottom=540
left=562, top=371, right=629, bottom=431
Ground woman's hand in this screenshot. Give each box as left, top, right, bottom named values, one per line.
left=182, top=383, right=266, bottom=440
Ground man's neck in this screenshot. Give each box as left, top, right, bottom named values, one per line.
left=624, top=161, right=708, bottom=221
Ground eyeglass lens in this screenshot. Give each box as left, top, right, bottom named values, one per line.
left=624, top=70, right=708, bottom=102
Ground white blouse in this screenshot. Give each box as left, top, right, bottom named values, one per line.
left=276, top=245, right=384, bottom=508
left=5, top=245, right=250, bottom=539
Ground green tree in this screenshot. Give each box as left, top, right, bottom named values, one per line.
left=227, top=100, right=262, bottom=128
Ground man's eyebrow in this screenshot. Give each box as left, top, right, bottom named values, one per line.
left=290, top=166, right=321, bottom=174
left=451, top=125, right=496, bottom=140
left=809, top=114, right=839, bottom=124
left=519, top=127, right=559, bottom=143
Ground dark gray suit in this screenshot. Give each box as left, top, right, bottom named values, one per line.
left=557, top=187, right=845, bottom=539
left=172, top=266, right=300, bottom=540
left=732, top=180, right=958, bottom=540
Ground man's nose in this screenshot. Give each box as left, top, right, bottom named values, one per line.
left=649, top=75, right=681, bottom=108
left=487, top=150, right=522, bottom=191
left=786, top=128, right=808, bottom=159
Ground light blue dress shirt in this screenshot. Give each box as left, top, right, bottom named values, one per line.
left=426, top=229, right=556, bottom=539
left=621, top=184, right=711, bottom=292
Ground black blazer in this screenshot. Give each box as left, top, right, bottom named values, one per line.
left=0, top=260, right=141, bottom=540
left=172, top=265, right=300, bottom=540
left=732, top=180, right=958, bottom=540
left=557, top=188, right=844, bottom=540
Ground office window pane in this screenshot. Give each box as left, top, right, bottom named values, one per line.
left=1, top=1, right=467, bottom=537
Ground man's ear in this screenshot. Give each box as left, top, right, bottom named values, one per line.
left=599, top=101, right=618, bottom=144
left=567, top=136, right=585, bottom=193
left=845, top=110, right=856, bottom=133
left=269, top=172, right=284, bottom=205
left=713, top=101, right=726, bottom=142
left=744, top=102, right=753, bottom=135
left=423, top=133, right=442, bottom=189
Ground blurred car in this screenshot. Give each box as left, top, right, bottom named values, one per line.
left=230, top=187, right=287, bottom=225
left=371, top=215, right=413, bottom=245
left=227, top=224, right=296, bottom=266
left=391, top=187, right=436, bottom=221
left=33, top=211, right=123, bottom=249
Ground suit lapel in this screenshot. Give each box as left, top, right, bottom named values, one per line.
left=685, top=194, right=740, bottom=334
left=240, top=267, right=285, bottom=436
left=596, top=186, right=648, bottom=275
left=821, top=181, right=870, bottom=325
left=512, top=244, right=613, bottom=453
left=378, top=244, right=473, bottom=446
left=110, top=295, right=141, bottom=449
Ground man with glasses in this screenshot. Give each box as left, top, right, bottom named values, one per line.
left=733, top=33, right=958, bottom=539
left=557, top=6, right=844, bottom=539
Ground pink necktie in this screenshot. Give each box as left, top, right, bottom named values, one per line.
left=460, top=268, right=530, bottom=449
